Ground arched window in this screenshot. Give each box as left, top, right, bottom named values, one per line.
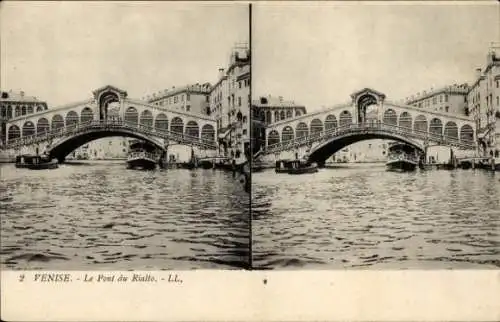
left=8, top=125, right=20, bottom=140
left=310, top=119, right=323, bottom=138
left=296, top=122, right=308, bottom=139
left=81, top=107, right=94, bottom=123
left=124, top=107, right=138, bottom=124
left=171, top=117, right=184, bottom=135
left=413, top=115, right=427, bottom=133
left=339, top=110, right=352, bottom=127
left=185, top=121, right=199, bottom=138
left=140, top=110, right=153, bottom=127
left=51, top=114, right=64, bottom=130
left=459, top=124, right=474, bottom=144
left=429, top=118, right=443, bottom=136
left=37, top=118, right=50, bottom=135
left=66, top=111, right=79, bottom=128
left=444, top=121, right=458, bottom=139
left=325, top=115, right=337, bottom=132
left=268, top=130, right=280, bottom=146
left=201, top=124, right=215, bottom=143
left=282, top=126, right=294, bottom=143
left=383, top=109, right=397, bottom=125
left=22, top=121, right=35, bottom=137
left=398, top=112, right=412, bottom=130
left=155, top=113, right=168, bottom=132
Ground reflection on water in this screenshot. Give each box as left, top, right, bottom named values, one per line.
left=1, top=161, right=249, bottom=270
left=252, top=163, right=500, bottom=269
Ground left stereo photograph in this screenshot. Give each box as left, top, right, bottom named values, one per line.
left=0, top=2, right=251, bottom=270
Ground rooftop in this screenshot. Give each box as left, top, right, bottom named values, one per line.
left=0, top=90, right=47, bottom=104
left=252, top=95, right=305, bottom=108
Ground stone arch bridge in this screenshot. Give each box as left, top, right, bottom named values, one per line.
left=2, top=85, right=217, bottom=161
left=260, top=88, right=477, bottom=163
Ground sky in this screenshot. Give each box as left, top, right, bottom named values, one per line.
left=1, top=2, right=248, bottom=106
left=253, top=2, right=500, bottom=112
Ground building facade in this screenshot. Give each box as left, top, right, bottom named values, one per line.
left=468, top=48, right=500, bottom=158
left=251, top=95, right=307, bottom=155
left=145, top=83, right=211, bottom=116
left=209, top=44, right=250, bottom=161
left=1, top=90, right=48, bottom=144
left=404, top=83, right=469, bottom=116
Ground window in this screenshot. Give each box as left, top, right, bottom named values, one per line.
left=497, top=96, right=499, bottom=106
left=239, top=81, right=242, bottom=89
left=497, top=80, right=499, bottom=88
left=187, top=93, right=190, bottom=101
left=186, top=105, right=191, bottom=112
left=445, top=106, right=449, bottom=113
left=238, top=97, right=241, bottom=106
left=445, top=94, right=449, bottom=102
left=440, top=95, right=443, bottom=103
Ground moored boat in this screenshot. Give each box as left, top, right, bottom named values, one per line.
left=126, top=140, right=158, bottom=170
left=275, top=159, right=294, bottom=173
left=16, top=154, right=59, bottom=170
left=287, top=159, right=319, bottom=175
left=386, top=142, right=419, bottom=172
left=386, top=154, right=418, bottom=172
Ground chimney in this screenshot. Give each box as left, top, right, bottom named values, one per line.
left=279, top=96, right=283, bottom=102
left=218, top=68, right=225, bottom=78
left=20, top=91, right=25, bottom=97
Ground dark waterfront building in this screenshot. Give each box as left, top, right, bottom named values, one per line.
left=0, top=90, right=48, bottom=144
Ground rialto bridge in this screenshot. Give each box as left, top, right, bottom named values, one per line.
left=2, top=85, right=217, bottom=162
left=260, top=88, right=477, bottom=163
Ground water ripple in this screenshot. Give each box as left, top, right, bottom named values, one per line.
left=1, top=161, right=250, bottom=270
left=252, top=164, right=500, bottom=269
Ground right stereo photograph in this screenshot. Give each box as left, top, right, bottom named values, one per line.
left=251, top=3, right=500, bottom=269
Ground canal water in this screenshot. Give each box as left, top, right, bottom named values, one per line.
left=1, top=161, right=249, bottom=270
left=252, top=163, right=499, bottom=269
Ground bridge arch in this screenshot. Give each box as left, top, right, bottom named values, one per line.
left=383, top=109, right=397, bottom=125
left=268, top=130, right=280, bottom=146
left=37, top=118, right=50, bottom=135
left=155, top=113, right=168, bottom=132
left=125, top=107, right=138, bottom=124
left=444, top=121, right=458, bottom=139
left=140, top=110, right=153, bottom=127
left=8, top=125, right=20, bottom=141
left=308, top=130, right=425, bottom=163
left=81, top=107, right=94, bottom=123
left=185, top=120, right=199, bottom=138
left=310, top=118, right=323, bottom=138
left=171, top=117, right=184, bottom=135
left=460, top=124, right=474, bottom=144
left=414, top=115, right=427, bottom=133
left=282, top=126, right=294, bottom=143
left=22, top=121, right=35, bottom=137
left=429, top=118, right=443, bottom=136
left=296, top=122, right=308, bottom=139
left=66, top=111, right=79, bottom=128
left=47, top=128, right=165, bottom=163
left=339, top=110, right=352, bottom=127
left=325, top=114, right=338, bottom=131
left=51, top=114, right=64, bottom=131
left=399, top=112, right=412, bottom=130
left=201, top=124, right=215, bottom=143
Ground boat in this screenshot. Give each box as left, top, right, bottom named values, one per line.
left=386, top=142, right=419, bottom=172
left=287, top=159, right=319, bottom=175
left=275, top=159, right=294, bottom=173
left=16, top=154, right=59, bottom=170
left=126, top=140, right=158, bottom=170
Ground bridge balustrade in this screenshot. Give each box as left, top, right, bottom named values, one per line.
left=4, top=119, right=217, bottom=151
left=264, top=121, right=476, bottom=154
